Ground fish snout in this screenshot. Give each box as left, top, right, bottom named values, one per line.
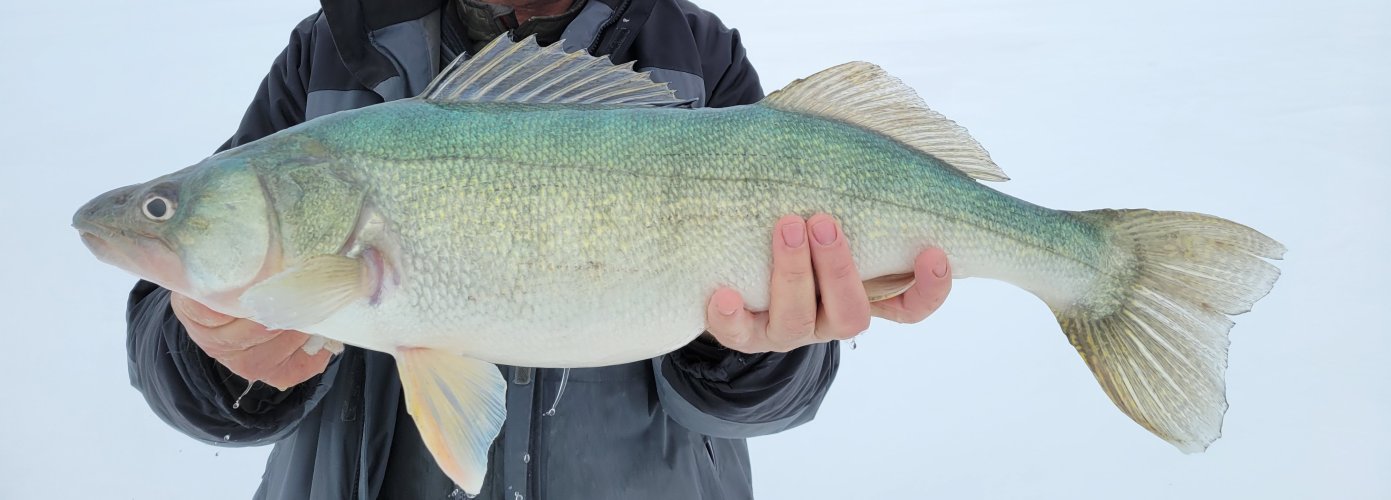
left=72, top=185, right=137, bottom=234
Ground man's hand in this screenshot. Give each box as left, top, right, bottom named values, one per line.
left=705, top=214, right=952, bottom=353
left=170, top=293, right=332, bottom=390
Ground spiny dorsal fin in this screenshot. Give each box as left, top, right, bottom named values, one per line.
left=762, top=62, right=1009, bottom=182
left=420, top=34, right=687, bottom=106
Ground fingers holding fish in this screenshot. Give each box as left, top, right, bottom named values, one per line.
left=170, top=292, right=235, bottom=329
left=869, top=248, right=952, bottom=324
left=171, top=292, right=332, bottom=390
left=172, top=292, right=276, bottom=352
left=256, top=341, right=333, bottom=391
left=807, top=214, right=872, bottom=341
left=216, top=332, right=332, bottom=391
left=705, top=214, right=874, bottom=353
left=704, top=288, right=760, bottom=352
left=766, top=215, right=819, bottom=349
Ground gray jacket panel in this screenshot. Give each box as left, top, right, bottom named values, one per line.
left=125, top=2, right=839, bottom=499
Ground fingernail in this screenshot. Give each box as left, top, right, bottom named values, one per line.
left=811, top=220, right=838, bottom=246
left=780, top=223, right=805, bottom=248
left=712, top=291, right=741, bottom=316
left=932, top=259, right=949, bottom=279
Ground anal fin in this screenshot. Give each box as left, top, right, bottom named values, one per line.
left=397, top=348, right=507, bottom=495
left=864, top=272, right=916, bottom=302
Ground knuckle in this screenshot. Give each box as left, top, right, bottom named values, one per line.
left=826, top=260, right=858, bottom=281
left=713, top=328, right=747, bottom=349
left=212, top=323, right=259, bottom=350
left=822, top=295, right=871, bottom=336
left=776, top=313, right=818, bottom=339
left=727, top=333, right=760, bottom=353
left=218, top=356, right=256, bottom=379
left=735, top=340, right=764, bottom=354
left=902, top=300, right=934, bottom=322
left=825, top=319, right=866, bottom=340
left=874, top=306, right=907, bottom=324
left=720, top=334, right=742, bottom=349
left=264, top=373, right=298, bottom=391
left=776, top=262, right=814, bottom=282
left=849, top=315, right=872, bottom=334
left=829, top=261, right=851, bottom=281
left=717, top=330, right=743, bottom=348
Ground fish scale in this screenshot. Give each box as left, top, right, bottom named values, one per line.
left=73, top=35, right=1283, bottom=495
left=266, top=98, right=1106, bottom=372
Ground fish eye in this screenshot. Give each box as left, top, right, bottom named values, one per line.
left=142, top=195, right=176, bottom=221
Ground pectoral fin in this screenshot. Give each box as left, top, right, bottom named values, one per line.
left=240, top=255, right=370, bottom=330
left=397, top=348, right=507, bottom=495
left=864, top=272, right=916, bottom=302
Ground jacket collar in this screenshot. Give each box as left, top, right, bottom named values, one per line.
left=319, top=0, right=648, bottom=101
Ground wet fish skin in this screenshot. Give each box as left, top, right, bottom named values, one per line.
left=72, top=35, right=1283, bottom=494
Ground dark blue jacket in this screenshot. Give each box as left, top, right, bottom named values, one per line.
left=125, top=1, right=839, bottom=498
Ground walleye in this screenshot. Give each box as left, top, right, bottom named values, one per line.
left=74, top=35, right=1283, bottom=493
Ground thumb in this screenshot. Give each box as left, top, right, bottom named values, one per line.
left=170, top=292, right=236, bottom=328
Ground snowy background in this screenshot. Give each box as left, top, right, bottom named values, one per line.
left=1, top=0, right=1386, bottom=498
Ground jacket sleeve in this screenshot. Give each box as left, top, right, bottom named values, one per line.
left=125, top=13, right=333, bottom=446
left=652, top=7, right=841, bottom=439
left=689, top=6, right=765, bottom=108
left=654, top=339, right=840, bottom=439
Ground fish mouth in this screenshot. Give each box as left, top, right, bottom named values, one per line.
left=74, top=217, right=120, bottom=246
left=79, top=230, right=110, bottom=256
left=75, top=222, right=136, bottom=257
left=73, top=217, right=185, bottom=292
left=74, top=223, right=142, bottom=275
left=73, top=216, right=172, bottom=253
left=73, top=218, right=122, bottom=261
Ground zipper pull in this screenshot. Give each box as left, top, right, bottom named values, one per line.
left=512, top=366, right=533, bottom=385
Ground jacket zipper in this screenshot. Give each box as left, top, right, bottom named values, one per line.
left=344, top=354, right=365, bottom=499
left=528, top=367, right=543, bottom=499
left=586, top=0, right=632, bottom=55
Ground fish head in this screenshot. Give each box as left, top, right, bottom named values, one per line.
left=74, top=157, right=274, bottom=313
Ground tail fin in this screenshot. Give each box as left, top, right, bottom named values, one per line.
left=1057, top=209, right=1285, bottom=452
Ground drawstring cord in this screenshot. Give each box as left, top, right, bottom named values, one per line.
left=542, top=368, right=571, bottom=417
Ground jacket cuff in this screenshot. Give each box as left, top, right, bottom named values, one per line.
left=652, top=336, right=839, bottom=439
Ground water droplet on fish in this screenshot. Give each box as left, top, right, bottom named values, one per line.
left=223, top=434, right=231, bottom=441
left=523, top=453, right=531, bottom=463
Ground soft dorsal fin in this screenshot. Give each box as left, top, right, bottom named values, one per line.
left=762, top=62, right=1008, bottom=182
left=420, top=34, right=687, bottom=106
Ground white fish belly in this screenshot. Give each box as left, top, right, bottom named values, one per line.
left=306, top=260, right=714, bottom=367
